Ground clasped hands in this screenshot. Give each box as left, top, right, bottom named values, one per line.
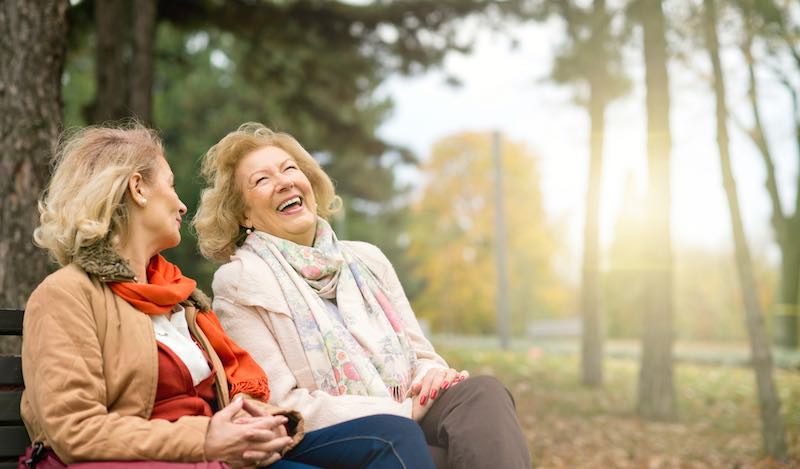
left=410, top=367, right=469, bottom=421
left=204, top=395, right=292, bottom=469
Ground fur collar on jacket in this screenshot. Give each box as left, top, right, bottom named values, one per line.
left=74, top=239, right=212, bottom=311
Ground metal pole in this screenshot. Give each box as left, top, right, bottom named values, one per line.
left=492, top=131, right=511, bottom=349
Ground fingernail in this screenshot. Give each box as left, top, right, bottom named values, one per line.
left=420, top=395, right=427, bottom=405
left=442, top=381, right=450, bottom=390
left=430, top=389, right=437, bottom=399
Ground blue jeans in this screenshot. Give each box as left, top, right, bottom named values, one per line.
left=272, top=414, right=435, bottom=469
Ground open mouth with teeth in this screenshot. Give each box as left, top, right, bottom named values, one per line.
left=277, top=196, right=303, bottom=213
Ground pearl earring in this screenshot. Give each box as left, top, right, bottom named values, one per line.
left=141, top=198, right=147, bottom=204
left=246, top=227, right=253, bottom=235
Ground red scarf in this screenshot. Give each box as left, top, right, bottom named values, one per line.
left=109, top=254, right=270, bottom=402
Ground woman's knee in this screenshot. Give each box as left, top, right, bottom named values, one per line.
left=360, top=415, right=433, bottom=468
left=456, top=375, right=516, bottom=407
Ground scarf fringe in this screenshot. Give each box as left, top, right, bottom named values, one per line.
left=230, top=376, right=271, bottom=401
left=389, top=385, right=407, bottom=403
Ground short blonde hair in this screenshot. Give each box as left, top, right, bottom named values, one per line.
left=34, top=123, right=163, bottom=266
left=194, top=123, right=340, bottom=262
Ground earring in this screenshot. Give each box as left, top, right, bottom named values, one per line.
left=141, top=198, right=147, bottom=205
left=246, top=227, right=253, bottom=235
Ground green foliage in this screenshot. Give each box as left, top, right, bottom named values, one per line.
left=535, top=0, right=632, bottom=107
left=150, top=23, right=415, bottom=291
left=62, top=20, right=407, bottom=289
left=62, top=0, right=512, bottom=290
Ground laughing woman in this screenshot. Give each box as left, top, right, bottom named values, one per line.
left=193, top=123, right=531, bottom=469
left=22, top=123, right=434, bottom=469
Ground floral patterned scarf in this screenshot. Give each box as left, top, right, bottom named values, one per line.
left=244, top=218, right=416, bottom=402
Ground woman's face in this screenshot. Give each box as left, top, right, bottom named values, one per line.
left=140, top=156, right=187, bottom=251
left=236, top=145, right=318, bottom=246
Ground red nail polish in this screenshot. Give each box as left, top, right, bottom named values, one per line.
left=430, top=389, right=437, bottom=399
left=420, top=395, right=427, bottom=405
left=442, top=381, right=450, bottom=390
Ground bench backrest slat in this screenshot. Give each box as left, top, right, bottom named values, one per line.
left=0, top=357, right=22, bottom=387
left=0, top=310, right=23, bottom=336
left=0, top=426, right=30, bottom=459
left=0, top=309, right=28, bottom=464
left=0, top=391, right=23, bottom=424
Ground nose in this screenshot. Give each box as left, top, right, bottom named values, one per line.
left=178, top=200, right=187, bottom=215
left=274, top=173, right=294, bottom=191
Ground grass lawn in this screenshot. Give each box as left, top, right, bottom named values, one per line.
left=434, top=340, right=800, bottom=468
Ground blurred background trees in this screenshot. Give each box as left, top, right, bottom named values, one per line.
left=407, top=132, right=567, bottom=334
left=635, top=0, right=678, bottom=422
left=59, top=0, right=511, bottom=291
left=533, top=0, right=632, bottom=387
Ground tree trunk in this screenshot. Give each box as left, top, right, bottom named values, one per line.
left=781, top=58, right=800, bottom=349
left=703, top=0, right=787, bottom=458
left=0, top=1, right=68, bottom=311
left=775, top=242, right=800, bottom=348
left=130, top=0, right=157, bottom=124
left=581, top=83, right=605, bottom=387
left=779, top=78, right=800, bottom=348
left=637, top=0, right=677, bottom=421
left=740, top=15, right=799, bottom=349
left=93, top=0, right=131, bottom=123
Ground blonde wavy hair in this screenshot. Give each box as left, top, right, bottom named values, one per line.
left=34, top=123, right=163, bottom=266
left=194, top=123, right=340, bottom=262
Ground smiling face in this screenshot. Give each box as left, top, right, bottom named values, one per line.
left=236, top=145, right=318, bottom=246
left=140, top=156, right=187, bottom=252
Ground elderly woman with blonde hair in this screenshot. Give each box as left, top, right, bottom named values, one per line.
left=21, top=122, right=435, bottom=469
left=193, top=123, right=531, bottom=469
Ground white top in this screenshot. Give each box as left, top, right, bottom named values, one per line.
left=150, top=305, right=213, bottom=386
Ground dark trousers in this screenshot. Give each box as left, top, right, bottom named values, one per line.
left=275, top=414, right=436, bottom=469
left=419, top=376, right=531, bottom=469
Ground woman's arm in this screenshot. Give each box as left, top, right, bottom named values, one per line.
left=214, top=296, right=414, bottom=431
left=22, top=278, right=210, bottom=463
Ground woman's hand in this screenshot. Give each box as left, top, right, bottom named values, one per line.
left=410, top=368, right=469, bottom=408
left=204, top=396, right=293, bottom=468
left=235, top=398, right=291, bottom=466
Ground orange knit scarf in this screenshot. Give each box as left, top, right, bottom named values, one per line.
left=109, top=254, right=270, bottom=402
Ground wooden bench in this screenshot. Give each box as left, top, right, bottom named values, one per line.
left=0, top=308, right=29, bottom=469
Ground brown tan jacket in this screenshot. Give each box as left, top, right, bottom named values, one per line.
left=21, top=241, right=303, bottom=464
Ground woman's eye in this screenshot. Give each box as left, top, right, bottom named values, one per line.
left=255, top=176, right=269, bottom=185
left=285, top=165, right=298, bottom=172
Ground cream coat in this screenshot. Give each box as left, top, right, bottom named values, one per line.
left=21, top=242, right=302, bottom=464
left=213, top=240, right=449, bottom=431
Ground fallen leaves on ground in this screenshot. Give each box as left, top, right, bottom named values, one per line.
left=439, top=345, right=800, bottom=468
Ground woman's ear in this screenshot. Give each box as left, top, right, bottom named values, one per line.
left=128, top=172, right=148, bottom=207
